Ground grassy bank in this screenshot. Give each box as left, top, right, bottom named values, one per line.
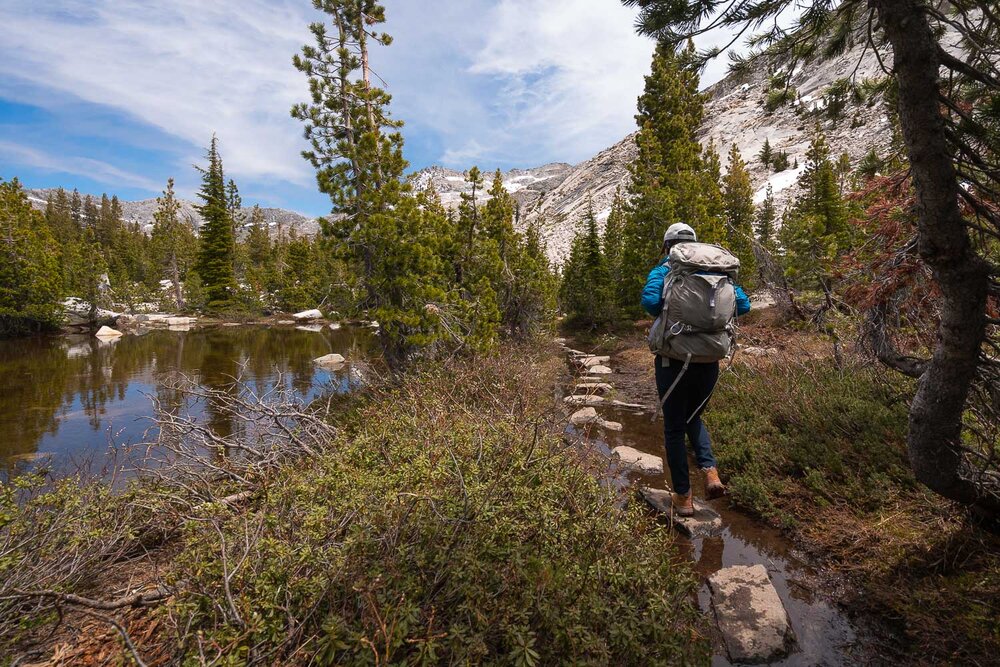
left=2, top=342, right=708, bottom=665
left=708, top=352, right=1000, bottom=664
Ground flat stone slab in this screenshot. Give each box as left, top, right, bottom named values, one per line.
left=569, top=408, right=623, bottom=432
left=564, top=395, right=605, bottom=407
left=579, top=355, right=611, bottom=368
left=708, top=564, right=795, bottom=664
left=640, top=488, right=723, bottom=538
left=586, top=365, right=613, bottom=375
left=574, top=382, right=613, bottom=395
left=612, top=447, right=663, bottom=474
left=611, top=400, right=645, bottom=411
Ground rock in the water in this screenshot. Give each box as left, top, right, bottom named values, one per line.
left=574, top=382, right=613, bottom=395
left=612, top=446, right=663, bottom=474
left=564, top=395, right=605, bottom=407
left=708, top=564, right=795, bottom=664
left=94, top=326, right=123, bottom=339
left=640, top=488, right=722, bottom=538
left=314, top=353, right=346, bottom=368
left=611, top=400, right=645, bottom=411
left=570, top=407, right=600, bottom=426
left=329, top=323, right=342, bottom=331
left=165, top=316, right=197, bottom=327
left=587, top=365, right=613, bottom=375
left=569, top=408, right=623, bottom=432
left=579, top=355, right=611, bottom=368
left=292, top=309, right=324, bottom=321
left=296, top=325, right=325, bottom=333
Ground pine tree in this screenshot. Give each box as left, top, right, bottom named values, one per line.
left=560, top=200, right=613, bottom=326
left=293, top=2, right=452, bottom=366
left=151, top=178, right=197, bottom=309
left=755, top=185, right=777, bottom=250
left=759, top=138, right=773, bottom=170
left=194, top=135, right=237, bottom=311
left=779, top=131, right=852, bottom=291
left=723, top=144, right=757, bottom=283
left=603, top=188, right=627, bottom=307
left=618, top=42, right=718, bottom=314
left=0, top=179, right=62, bottom=334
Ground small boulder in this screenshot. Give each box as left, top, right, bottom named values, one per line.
left=314, top=353, right=346, bottom=369
left=564, top=395, right=605, bottom=407
left=587, top=365, right=613, bottom=375
left=579, top=355, right=611, bottom=368
left=708, top=565, right=795, bottom=664
left=292, top=309, right=324, bottom=321
left=600, top=419, right=623, bottom=432
left=611, top=400, right=645, bottom=411
left=612, top=446, right=663, bottom=474
left=94, top=326, right=123, bottom=339
left=569, top=407, right=600, bottom=426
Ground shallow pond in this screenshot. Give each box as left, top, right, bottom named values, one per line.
left=0, top=324, right=374, bottom=474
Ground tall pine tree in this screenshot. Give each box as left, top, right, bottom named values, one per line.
left=723, top=143, right=757, bottom=283
left=560, top=200, right=613, bottom=327
left=194, top=136, right=237, bottom=311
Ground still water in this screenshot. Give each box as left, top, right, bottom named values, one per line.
left=0, top=325, right=374, bottom=474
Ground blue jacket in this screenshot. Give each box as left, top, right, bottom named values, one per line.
left=641, top=263, right=752, bottom=317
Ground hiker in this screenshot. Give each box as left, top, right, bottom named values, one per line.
left=641, top=223, right=751, bottom=517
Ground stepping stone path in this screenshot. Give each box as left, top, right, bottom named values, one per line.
left=708, top=565, right=795, bottom=664
left=640, top=487, right=723, bottom=538
left=612, top=446, right=663, bottom=474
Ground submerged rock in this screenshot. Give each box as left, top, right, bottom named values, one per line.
left=640, top=487, right=723, bottom=538
left=708, top=564, right=795, bottom=664
left=612, top=446, right=663, bottom=474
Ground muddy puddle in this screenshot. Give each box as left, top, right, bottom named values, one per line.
left=563, top=356, right=870, bottom=665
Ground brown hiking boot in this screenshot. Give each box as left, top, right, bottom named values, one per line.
left=703, top=467, right=726, bottom=499
left=671, top=492, right=695, bottom=517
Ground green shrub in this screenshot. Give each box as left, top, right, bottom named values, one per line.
left=166, top=352, right=708, bottom=664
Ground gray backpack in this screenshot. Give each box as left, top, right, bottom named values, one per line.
left=647, top=243, right=741, bottom=363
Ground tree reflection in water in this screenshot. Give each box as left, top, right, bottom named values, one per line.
left=0, top=325, right=372, bottom=474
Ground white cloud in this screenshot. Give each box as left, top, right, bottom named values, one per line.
left=0, top=0, right=319, bottom=185
left=0, top=140, right=161, bottom=191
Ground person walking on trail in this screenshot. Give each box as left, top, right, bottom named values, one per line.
left=641, top=223, right=751, bottom=517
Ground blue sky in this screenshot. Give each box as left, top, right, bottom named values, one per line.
left=0, top=1, right=736, bottom=216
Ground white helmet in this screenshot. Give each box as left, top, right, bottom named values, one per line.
left=664, top=222, right=697, bottom=244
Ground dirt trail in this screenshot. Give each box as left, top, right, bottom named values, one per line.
left=561, top=337, right=876, bottom=666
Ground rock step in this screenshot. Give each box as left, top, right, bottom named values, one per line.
left=573, top=382, right=613, bottom=395
left=564, top=395, right=605, bottom=407
left=612, top=446, right=663, bottom=474
left=610, top=400, right=645, bottom=410
left=708, top=564, right=795, bottom=664
left=585, top=365, right=613, bottom=375
left=577, top=355, right=611, bottom=368
left=640, top=487, right=723, bottom=538
left=569, top=408, right=623, bottom=432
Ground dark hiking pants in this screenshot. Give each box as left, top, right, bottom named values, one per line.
left=654, top=355, right=720, bottom=496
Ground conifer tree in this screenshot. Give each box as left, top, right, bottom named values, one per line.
left=779, top=131, right=852, bottom=292
left=755, top=185, right=777, bottom=251
left=699, top=140, right=727, bottom=244
left=293, top=1, right=451, bottom=366
left=150, top=178, right=198, bottom=309
left=0, top=179, right=62, bottom=334
left=603, top=188, right=627, bottom=307
left=618, top=42, right=720, bottom=314
left=759, top=138, right=773, bottom=170
left=194, top=135, right=237, bottom=311
left=723, top=144, right=757, bottom=282
left=560, top=200, right=613, bottom=326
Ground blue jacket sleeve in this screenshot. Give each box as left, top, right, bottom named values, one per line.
left=641, top=264, right=668, bottom=316
left=735, top=285, right=751, bottom=316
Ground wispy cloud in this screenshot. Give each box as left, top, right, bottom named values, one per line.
left=0, top=140, right=161, bottom=191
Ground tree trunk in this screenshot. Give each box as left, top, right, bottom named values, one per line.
left=872, top=0, right=999, bottom=517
